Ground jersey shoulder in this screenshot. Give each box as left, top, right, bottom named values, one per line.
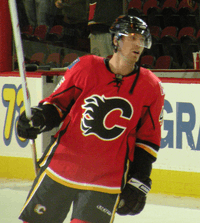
left=140, top=67, right=161, bottom=85
left=139, top=67, right=163, bottom=92
left=78, top=54, right=105, bottom=67
left=65, top=54, right=104, bottom=76
left=67, top=54, right=104, bottom=70
left=139, top=67, right=165, bottom=97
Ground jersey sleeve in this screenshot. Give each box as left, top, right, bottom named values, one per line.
left=135, top=80, right=164, bottom=161
left=39, top=58, right=84, bottom=118
left=128, top=80, right=165, bottom=185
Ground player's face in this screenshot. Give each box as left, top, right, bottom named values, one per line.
left=118, top=33, right=145, bottom=63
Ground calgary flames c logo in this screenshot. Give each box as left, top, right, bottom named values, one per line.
left=81, top=95, right=133, bottom=140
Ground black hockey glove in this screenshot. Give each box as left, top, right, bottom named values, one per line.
left=117, top=178, right=150, bottom=216
left=17, top=107, right=46, bottom=139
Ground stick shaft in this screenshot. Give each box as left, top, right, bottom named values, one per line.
left=30, top=140, right=39, bottom=175
left=8, top=0, right=39, bottom=175
left=8, top=0, right=31, bottom=118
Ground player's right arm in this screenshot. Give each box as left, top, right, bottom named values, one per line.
left=17, top=57, right=84, bottom=139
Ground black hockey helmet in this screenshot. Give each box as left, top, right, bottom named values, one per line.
left=109, top=15, right=152, bottom=49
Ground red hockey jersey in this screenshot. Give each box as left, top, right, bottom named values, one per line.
left=39, top=55, right=164, bottom=194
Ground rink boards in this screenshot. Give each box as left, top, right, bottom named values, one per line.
left=0, top=71, right=200, bottom=198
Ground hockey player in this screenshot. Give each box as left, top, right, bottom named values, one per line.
left=17, top=15, right=165, bottom=223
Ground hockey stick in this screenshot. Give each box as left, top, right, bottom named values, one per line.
left=8, top=0, right=39, bottom=175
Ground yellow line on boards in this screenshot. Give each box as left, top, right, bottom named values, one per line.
left=0, top=156, right=200, bottom=198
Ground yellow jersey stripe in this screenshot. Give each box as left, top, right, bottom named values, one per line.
left=123, top=159, right=130, bottom=185
left=135, top=142, right=158, bottom=158
left=45, top=168, right=121, bottom=194
left=43, top=102, right=63, bottom=118
left=39, top=138, right=58, bottom=167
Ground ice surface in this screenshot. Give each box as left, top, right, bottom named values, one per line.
left=0, top=185, right=200, bottom=223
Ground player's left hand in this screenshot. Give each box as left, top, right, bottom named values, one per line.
left=117, top=178, right=150, bottom=215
